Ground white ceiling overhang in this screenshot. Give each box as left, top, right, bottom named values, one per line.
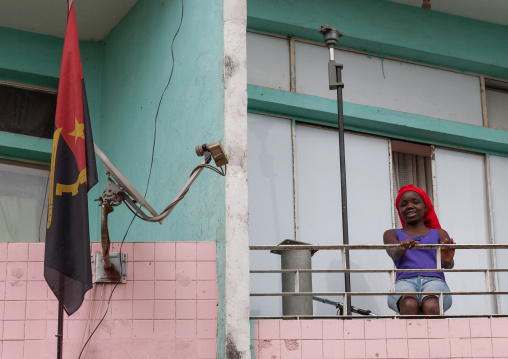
left=388, top=0, right=508, bottom=26
left=0, top=0, right=506, bottom=41
left=0, top=0, right=138, bottom=41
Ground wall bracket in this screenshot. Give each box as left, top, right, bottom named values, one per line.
left=94, top=252, right=127, bottom=283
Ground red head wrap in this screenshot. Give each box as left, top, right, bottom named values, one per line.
left=395, top=184, right=441, bottom=229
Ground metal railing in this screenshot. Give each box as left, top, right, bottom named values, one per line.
left=250, top=243, right=508, bottom=319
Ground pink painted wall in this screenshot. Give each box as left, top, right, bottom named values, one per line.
left=254, top=318, right=508, bottom=358
left=0, top=241, right=218, bottom=359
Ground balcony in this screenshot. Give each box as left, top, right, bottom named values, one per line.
left=250, top=243, right=508, bottom=358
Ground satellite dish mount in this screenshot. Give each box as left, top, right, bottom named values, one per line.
left=93, top=142, right=228, bottom=283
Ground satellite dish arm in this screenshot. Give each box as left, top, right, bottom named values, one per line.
left=100, top=203, right=113, bottom=267
left=141, top=155, right=210, bottom=222
left=94, top=142, right=227, bottom=224
left=94, top=142, right=227, bottom=280
left=96, top=179, right=124, bottom=281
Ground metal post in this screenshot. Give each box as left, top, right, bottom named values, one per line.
left=57, top=302, right=64, bottom=359
left=318, top=25, right=351, bottom=316
left=272, top=240, right=317, bottom=316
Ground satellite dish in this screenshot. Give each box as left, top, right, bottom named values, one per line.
left=93, top=141, right=228, bottom=283
left=94, top=143, right=159, bottom=220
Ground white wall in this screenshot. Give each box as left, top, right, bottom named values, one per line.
left=486, top=89, right=508, bottom=131
left=246, top=32, right=290, bottom=91
left=434, top=148, right=494, bottom=315
left=245, top=32, right=484, bottom=126
left=249, top=117, right=394, bottom=316
left=343, top=132, right=393, bottom=315
left=248, top=113, right=294, bottom=316
left=294, top=125, right=344, bottom=315
left=489, top=155, right=508, bottom=313
left=295, top=125, right=394, bottom=315
left=295, top=41, right=483, bottom=126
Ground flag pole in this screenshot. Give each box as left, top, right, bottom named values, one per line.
left=44, top=3, right=98, bottom=359
left=57, top=302, right=64, bottom=359
left=318, top=25, right=352, bottom=316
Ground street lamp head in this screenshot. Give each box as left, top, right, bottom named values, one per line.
left=318, top=25, right=344, bottom=48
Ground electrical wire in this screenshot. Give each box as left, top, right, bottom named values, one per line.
left=189, top=163, right=227, bottom=177
left=142, top=162, right=227, bottom=222
left=78, top=2, right=184, bottom=356
left=143, top=0, right=184, bottom=198
left=78, top=123, right=227, bottom=354
left=82, top=283, right=105, bottom=359
left=38, top=175, right=50, bottom=242
left=78, top=215, right=135, bottom=359
left=123, top=200, right=146, bottom=220
left=79, top=269, right=97, bottom=357
left=121, top=162, right=226, bottom=223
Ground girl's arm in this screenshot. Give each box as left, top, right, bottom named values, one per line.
left=383, top=229, right=415, bottom=260
left=438, top=229, right=455, bottom=269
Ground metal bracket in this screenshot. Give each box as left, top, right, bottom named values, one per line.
left=328, top=61, right=344, bottom=90
left=94, top=252, right=127, bottom=283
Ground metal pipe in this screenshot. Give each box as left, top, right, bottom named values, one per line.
left=252, top=267, right=508, bottom=274
left=318, top=24, right=351, bottom=316
left=277, top=241, right=314, bottom=316
left=100, top=203, right=114, bottom=269
left=250, top=243, right=508, bottom=250
left=251, top=290, right=508, bottom=296
left=57, top=302, right=64, bottom=359
left=335, top=63, right=351, bottom=316
left=250, top=313, right=508, bottom=320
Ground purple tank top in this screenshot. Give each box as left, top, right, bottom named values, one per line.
left=393, top=229, right=445, bottom=281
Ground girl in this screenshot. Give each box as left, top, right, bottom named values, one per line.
left=384, top=184, right=456, bottom=315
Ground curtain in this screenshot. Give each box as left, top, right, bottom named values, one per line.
left=392, top=152, right=433, bottom=228
left=0, top=162, right=48, bottom=242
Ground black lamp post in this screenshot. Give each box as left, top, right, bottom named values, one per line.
left=318, top=25, right=351, bottom=317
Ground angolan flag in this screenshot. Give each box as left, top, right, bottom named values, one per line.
left=44, top=0, right=98, bottom=316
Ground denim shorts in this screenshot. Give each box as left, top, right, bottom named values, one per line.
left=387, top=276, right=452, bottom=313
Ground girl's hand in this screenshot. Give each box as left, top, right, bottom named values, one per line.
left=441, top=237, right=456, bottom=264
left=400, top=238, right=418, bottom=250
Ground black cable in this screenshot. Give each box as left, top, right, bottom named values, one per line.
left=149, top=163, right=227, bottom=221
left=78, top=2, right=184, bottom=356
left=78, top=214, right=135, bottom=359
left=123, top=200, right=146, bottom=220
left=39, top=174, right=50, bottom=242
left=125, top=162, right=227, bottom=223
left=189, top=163, right=226, bottom=177
left=143, top=0, right=184, bottom=198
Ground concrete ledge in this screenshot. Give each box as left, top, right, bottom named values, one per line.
left=248, top=84, right=508, bottom=156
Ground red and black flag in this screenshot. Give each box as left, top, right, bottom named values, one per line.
left=45, top=0, right=98, bottom=316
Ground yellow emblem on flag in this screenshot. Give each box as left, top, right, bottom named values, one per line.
left=46, top=127, right=87, bottom=229
left=47, top=128, right=62, bottom=229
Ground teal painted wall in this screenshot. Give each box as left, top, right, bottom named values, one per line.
left=100, top=2, right=225, bottom=354
left=0, top=26, right=103, bottom=132
left=0, top=26, right=103, bottom=240
left=100, top=0, right=225, bottom=242
left=0, top=3, right=226, bottom=240
left=1, top=0, right=227, bottom=353
left=248, top=0, right=508, bottom=80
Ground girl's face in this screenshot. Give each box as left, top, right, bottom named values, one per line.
left=398, top=191, right=427, bottom=224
